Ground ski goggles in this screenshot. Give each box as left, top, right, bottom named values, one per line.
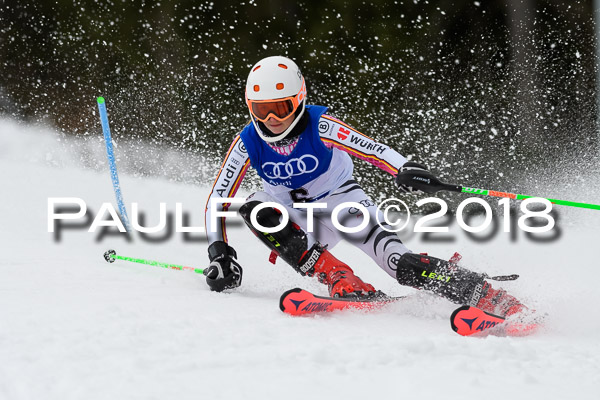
left=247, top=79, right=306, bottom=122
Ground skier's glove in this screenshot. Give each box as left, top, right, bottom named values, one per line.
left=206, top=241, right=243, bottom=292
left=395, top=162, right=440, bottom=194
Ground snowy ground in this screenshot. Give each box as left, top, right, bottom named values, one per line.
left=1, top=119, right=599, bottom=400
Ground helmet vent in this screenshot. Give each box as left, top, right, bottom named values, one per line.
left=278, top=64, right=288, bottom=69
left=253, top=65, right=261, bottom=72
left=253, top=85, right=260, bottom=92
left=276, top=83, right=284, bottom=90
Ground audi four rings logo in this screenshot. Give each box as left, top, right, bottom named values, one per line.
left=262, top=155, right=319, bottom=179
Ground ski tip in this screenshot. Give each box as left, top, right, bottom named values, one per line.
left=451, top=305, right=542, bottom=337
left=279, top=287, right=304, bottom=312
left=450, top=305, right=470, bottom=334
left=97, top=96, right=105, bottom=104
left=103, top=249, right=116, bottom=263
left=450, top=305, right=505, bottom=336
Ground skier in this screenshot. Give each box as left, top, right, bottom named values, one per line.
left=204, top=55, right=524, bottom=318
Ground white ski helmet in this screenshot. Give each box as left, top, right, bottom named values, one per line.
left=245, top=56, right=307, bottom=143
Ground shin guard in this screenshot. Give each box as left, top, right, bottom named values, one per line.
left=395, top=253, right=485, bottom=305
left=239, top=200, right=309, bottom=270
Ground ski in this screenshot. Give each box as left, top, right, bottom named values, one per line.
left=280, top=289, right=540, bottom=336
left=450, top=305, right=540, bottom=336
left=279, top=287, right=404, bottom=316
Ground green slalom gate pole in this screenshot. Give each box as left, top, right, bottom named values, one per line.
left=103, top=250, right=206, bottom=275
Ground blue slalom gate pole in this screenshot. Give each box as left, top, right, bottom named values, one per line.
left=97, top=96, right=131, bottom=231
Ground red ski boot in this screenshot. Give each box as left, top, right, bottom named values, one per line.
left=450, top=279, right=538, bottom=336
left=475, top=281, right=525, bottom=318
left=298, top=244, right=375, bottom=298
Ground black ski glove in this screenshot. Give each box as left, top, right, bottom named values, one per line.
left=205, top=241, right=243, bottom=292
left=395, top=162, right=441, bottom=194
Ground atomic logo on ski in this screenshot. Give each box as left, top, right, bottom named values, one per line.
left=451, top=305, right=541, bottom=337
left=301, top=302, right=333, bottom=312
left=279, top=287, right=403, bottom=316
left=460, top=317, right=478, bottom=330
left=475, top=319, right=502, bottom=331
left=451, top=306, right=506, bottom=336
left=289, top=298, right=306, bottom=311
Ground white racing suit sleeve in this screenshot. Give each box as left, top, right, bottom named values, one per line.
left=318, top=114, right=408, bottom=175
left=204, top=135, right=251, bottom=244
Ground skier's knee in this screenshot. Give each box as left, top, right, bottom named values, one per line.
left=239, top=199, right=308, bottom=267
left=239, top=200, right=285, bottom=231
left=378, top=243, right=411, bottom=278
left=239, top=192, right=288, bottom=230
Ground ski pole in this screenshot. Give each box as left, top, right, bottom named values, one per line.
left=97, top=97, right=131, bottom=231
left=103, top=250, right=206, bottom=275
left=453, top=186, right=600, bottom=210
left=396, top=171, right=600, bottom=210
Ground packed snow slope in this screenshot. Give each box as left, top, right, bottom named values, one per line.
left=1, top=119, right=599, bottom=400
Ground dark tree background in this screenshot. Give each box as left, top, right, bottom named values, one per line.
left=0, top=0, right=598, bottom=204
